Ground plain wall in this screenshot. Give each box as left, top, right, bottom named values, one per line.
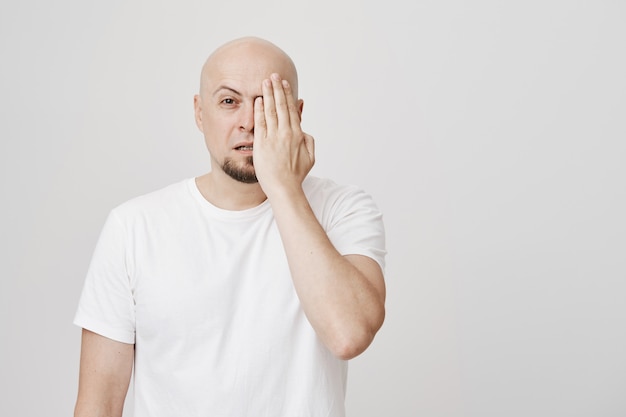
left=1, top=1, right=624, bottom=416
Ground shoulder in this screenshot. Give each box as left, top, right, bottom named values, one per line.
left=303, top=175, right=368, bottom=204
left=109, top=178, right=194, bottom=221
left=304, top=176, right=386, bottom=270
left=303, top=175, right=383, bottom=225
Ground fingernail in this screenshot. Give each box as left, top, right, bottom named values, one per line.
left=282, top=79, right=289, bottom=88
left=271, top=73, right=280, bottom=81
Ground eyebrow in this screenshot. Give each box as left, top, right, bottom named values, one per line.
left=212, top=85, right=242, bottom=97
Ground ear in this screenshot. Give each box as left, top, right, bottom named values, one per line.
left=193, top=94, right=204, bottom=132
left=297, top=99, right=304, bottom=121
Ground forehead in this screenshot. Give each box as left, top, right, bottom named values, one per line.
left=202, top=42, right=297, bottom=96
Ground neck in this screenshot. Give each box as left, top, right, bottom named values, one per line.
left=195, top=170, right=267, bottom=211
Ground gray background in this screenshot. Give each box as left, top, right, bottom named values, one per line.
left=1, top=1, right=625, bottom=416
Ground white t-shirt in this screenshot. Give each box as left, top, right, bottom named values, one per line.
left=74, top=176, right=386, bottom=417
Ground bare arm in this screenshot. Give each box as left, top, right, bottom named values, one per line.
left=271, top=189, right=386, bottom=360
left=253, top=74, right=386, bottom=360
left=74, top=329, right=134, bottom=417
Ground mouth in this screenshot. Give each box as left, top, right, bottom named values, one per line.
left=235, top=145, right=253, bottom=151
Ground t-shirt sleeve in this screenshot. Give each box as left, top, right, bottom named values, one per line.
left=73, top=210, right=136, bottom=344
left=326, top=187, right=387, bottom=273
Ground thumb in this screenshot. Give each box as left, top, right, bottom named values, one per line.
left=304, top=134, right=315, bottom=164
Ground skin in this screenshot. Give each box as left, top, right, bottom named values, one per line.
left=75, top=37, right=386, bottom=417
left=74, top=330, right=133, bottom=417
left=193, top=37, right=305, bottom=210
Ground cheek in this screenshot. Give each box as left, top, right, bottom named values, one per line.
left=202, top=114, right=238, bottom=150
left=203, top=111, right=236, bottom=134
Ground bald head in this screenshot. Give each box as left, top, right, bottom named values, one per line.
left=199, top=37, right=299, bottom=98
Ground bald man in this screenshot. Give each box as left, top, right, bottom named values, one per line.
left=74, top=37, right=386, bottom=417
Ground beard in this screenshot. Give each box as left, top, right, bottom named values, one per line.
left=222, top=156, right=258, bottom=184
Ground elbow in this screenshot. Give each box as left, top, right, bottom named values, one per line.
left=328, top=310, right=386, bottom=360
left=332, top=339, right=370, bottom=361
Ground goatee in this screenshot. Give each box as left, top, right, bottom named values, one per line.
left=222, top=156, right=258, bottom=184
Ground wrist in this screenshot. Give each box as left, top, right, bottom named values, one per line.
left=264, top=180, right=307, bottom=209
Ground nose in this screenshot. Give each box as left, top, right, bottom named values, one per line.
left=239, top=102, right=255, bottom=133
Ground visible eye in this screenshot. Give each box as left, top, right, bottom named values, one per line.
left=221, top=98, right=236, bottom=105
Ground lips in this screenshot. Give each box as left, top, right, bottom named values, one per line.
left=234, top=141, right=253, bottom=151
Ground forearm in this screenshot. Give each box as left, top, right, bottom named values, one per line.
left=74, top=399, right=124, bottom=417
left=269, top=186, right=385, bottom=360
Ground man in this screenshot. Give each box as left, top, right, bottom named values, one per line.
left=74, top=36, right=386, bottom=417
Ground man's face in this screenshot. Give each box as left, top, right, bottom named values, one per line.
left=194, top=42, right=301, bottom=184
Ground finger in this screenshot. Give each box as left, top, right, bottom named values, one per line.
left=282, top=79, right=302, bottom=133
left=270, top=73, right=291, bottom=129
left=262, top=78, right=278, bottom=134
left=254, top=96, right=266, bottom=141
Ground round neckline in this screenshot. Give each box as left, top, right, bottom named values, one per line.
left=186, top=177, right=271, bottom=221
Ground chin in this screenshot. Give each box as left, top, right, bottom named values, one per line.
left=222, top=157, right=258, bottom=184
